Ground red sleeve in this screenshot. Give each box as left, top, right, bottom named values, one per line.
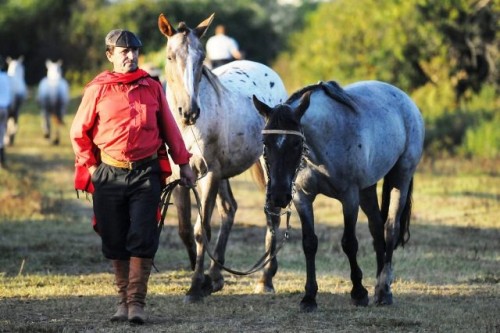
left=156, top=83, right=192, bottom=165
left=70, top=85, right=100, bottom=168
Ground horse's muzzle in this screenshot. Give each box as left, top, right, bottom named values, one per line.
left=179, top=106, right=200, bottom=126
left=267, top=191, right=292, bottom=209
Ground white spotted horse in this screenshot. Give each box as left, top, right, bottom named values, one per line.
left=253, top=80, right=424, bottom=311
left=158, top=13, right=288, bottom=303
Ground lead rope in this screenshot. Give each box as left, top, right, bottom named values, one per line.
left=157, top=178, right=292, bottom=276
left=156, top=125, right=292, bottom=275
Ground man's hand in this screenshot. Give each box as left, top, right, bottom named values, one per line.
left=88, top=165, right=97, bottom=176
left=179, top=163, right=196, bottom=187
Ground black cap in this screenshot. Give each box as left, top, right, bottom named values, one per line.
left=105, top=29, right=142, bottom=48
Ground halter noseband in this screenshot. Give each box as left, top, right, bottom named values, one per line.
left=262, top=129, right=304, bottom=139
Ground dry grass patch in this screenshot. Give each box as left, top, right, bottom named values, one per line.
left=0, top=105, right=499, bottom=332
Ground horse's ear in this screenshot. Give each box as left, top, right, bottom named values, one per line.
left=158, top=13, right=176, bottom=37
left=194, top=13, right=215, bottom=39
left=252, top=95, right=272, bottom=119
left=295, top=91, right=311, bottom=121
left=45, top=60, right=50, bottom=68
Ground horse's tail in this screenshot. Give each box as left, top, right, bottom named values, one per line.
left=249, top=159, right=266, bottom=192
left=381, top=177, right=413, bottom=249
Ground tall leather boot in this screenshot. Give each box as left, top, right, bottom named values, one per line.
left=127, top=257, right=153, bottom=324
left=110, top=260, right=129, bottom=322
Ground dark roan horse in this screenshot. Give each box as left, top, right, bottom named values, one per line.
left=253, top=80, right=425, bottom=311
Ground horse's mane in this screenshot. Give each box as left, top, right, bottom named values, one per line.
left=177, top=22, right=189, bottom=33
left=201, top=65, right=225, bottom=103
left=288, top=81, right=357, bottom=112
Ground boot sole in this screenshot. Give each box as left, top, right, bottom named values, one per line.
left=128, top=316, right=145, bottom=325
left=110, top=316, right=128, bottom=322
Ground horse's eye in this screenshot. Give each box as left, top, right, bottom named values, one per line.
left=167, top=56, right=172, bottom=61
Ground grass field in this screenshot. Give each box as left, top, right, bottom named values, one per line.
left=0, top=99, right=499, bottom=332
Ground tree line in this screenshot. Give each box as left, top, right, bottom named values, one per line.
left=0, top=0, right=498, bottom=158
left=0, top=0, right=314, bottom=85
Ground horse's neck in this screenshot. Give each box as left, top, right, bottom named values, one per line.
left=8, top=67, right=24, bottom=79
left=47, top=71, right=62, bottom=81
left=201, top=66, right=225, bottom=98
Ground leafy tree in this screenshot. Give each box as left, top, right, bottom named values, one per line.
left=1, top=0, right=303, bottom=85
left=0, top=0, right=77, bottom=84
left=273, top=0, right=498, bottom=157
left=273, top=0, right=440, bottom=93
left=417, top=0, right=498, bottom=101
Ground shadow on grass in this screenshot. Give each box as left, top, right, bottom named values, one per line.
left=0, top=289, right=498, bottom=332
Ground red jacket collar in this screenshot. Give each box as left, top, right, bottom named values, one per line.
left=86, top=69, right=150, bottom=87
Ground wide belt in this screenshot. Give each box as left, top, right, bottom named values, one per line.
left=101, top=151, right=158, bottom=170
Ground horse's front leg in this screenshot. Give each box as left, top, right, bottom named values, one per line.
left=254, top=205, right=280, bottom=293
left=184, top=174, right=219, bottom=303
left=208, top=179, right=237, bottom=292
left=341, top=189, right=369, bottom=306
left=173, top=186, right=195, bottom=270
left=294, top=194, right=319, bottom=312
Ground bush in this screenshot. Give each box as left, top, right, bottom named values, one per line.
left=461, top=113, right=500, bottom=158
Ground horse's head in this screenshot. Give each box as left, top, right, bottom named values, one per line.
left=158, top=13, right=214, bottom=126
left=7, top=56, right=25, bottom=78
left=253, top=91, right=311, bottom=208
left=46, top=60, right=63, bottom=80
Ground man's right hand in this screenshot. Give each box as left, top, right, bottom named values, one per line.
left=179, top=163, right=196, bottom=187
left=88, top=165, right=97, bottom=176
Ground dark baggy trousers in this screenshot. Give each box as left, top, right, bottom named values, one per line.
left=92, top=160, right=161, bottom=260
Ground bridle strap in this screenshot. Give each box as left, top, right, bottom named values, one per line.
left=262, top=129, right=304, bottom=139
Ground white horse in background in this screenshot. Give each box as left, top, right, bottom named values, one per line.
left=0, top=69, right=13, bottom=168
left=5, top=56, right=28, bottom=146
left=37, top=60, right=70, bottom=145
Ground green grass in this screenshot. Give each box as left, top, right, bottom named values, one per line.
left=0, top=97, right=499, bottom=332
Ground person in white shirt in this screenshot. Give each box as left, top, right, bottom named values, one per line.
left=206, top=24, right=243, bottom=69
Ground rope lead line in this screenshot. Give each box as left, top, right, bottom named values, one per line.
left=158, top=180, right=291, bottom=276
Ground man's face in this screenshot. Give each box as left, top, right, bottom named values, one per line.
left=106, top=46, right=139, bottom=73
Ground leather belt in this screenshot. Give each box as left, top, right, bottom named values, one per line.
left=101, top=151, right=158, bottom=170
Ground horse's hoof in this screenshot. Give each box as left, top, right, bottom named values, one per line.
left=183, top=294, right=204, bottom=304
left=254, top=282, right=275, bottom=294
left=299, top=301, right=318, bottom=313
left=201, top=274, right=213, bottom=296
left=351, top=295, right=369, bottom=307
left=351, top=287, right=369, bottom=306
left=211, top=278, right=224, bottom=293
left=300, top=296, right=317, bottom=312
left=374, top=292, right=393, bottom=306
left=209, top=269, right=224, bottom=293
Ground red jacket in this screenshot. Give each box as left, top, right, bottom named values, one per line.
left=70, top=69, right=190, bottom=192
